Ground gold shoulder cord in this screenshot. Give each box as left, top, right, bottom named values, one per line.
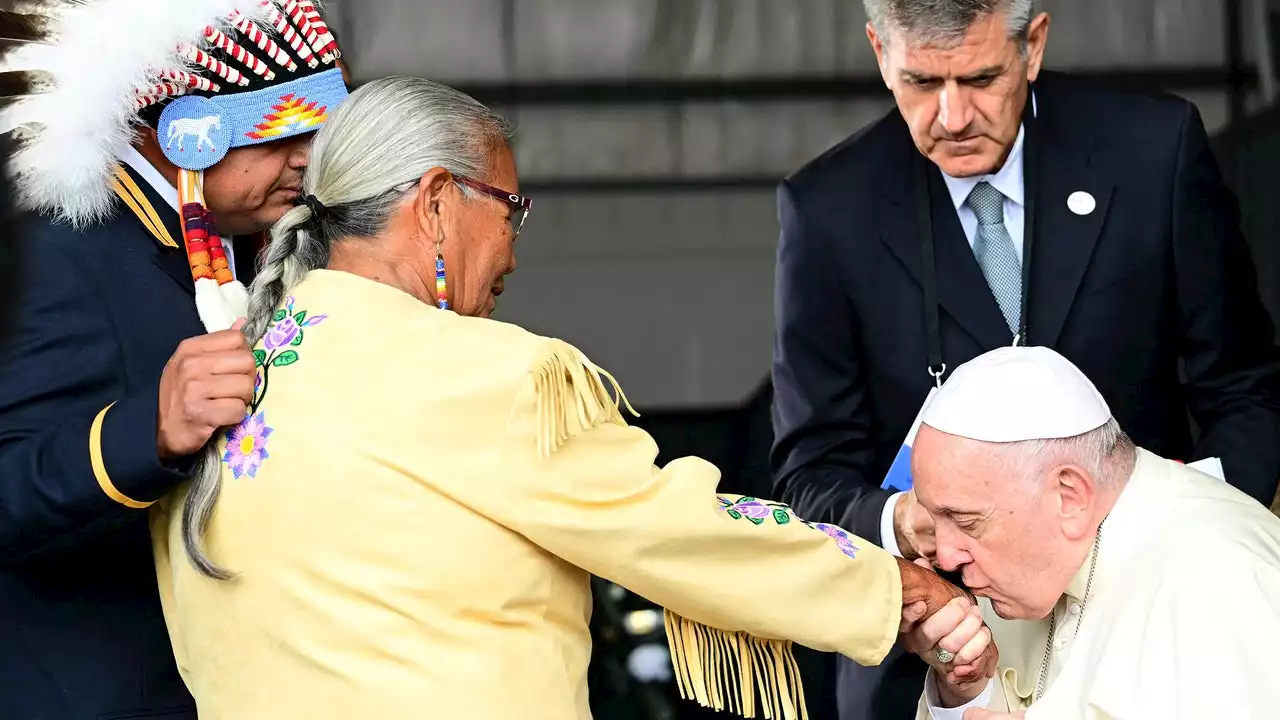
left=108, top=165, right=180, bottom=249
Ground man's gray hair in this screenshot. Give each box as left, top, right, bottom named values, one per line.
left=993, top=418, right=1137, bottom=492
left=863, top=0, right=1035, bottom=49
left=180, top=75, right=515, bottom=580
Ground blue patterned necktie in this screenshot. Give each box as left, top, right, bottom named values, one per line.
left=967, top=181, right=1021, bottom=334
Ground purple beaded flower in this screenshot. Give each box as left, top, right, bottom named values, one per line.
left=263, top=315, right=300, bottom=349
left=813, top=523, right=860, bottom=559
left=223, top=411, right=273, bottom=479
left=264, top=296, right=328, bottom=351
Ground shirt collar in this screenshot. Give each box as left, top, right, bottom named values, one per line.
left=1062, top=447, right=1165, bottom=602
left=939, top=91, right=1036, bottom=211
left=116, top=144, right=180, bottom=214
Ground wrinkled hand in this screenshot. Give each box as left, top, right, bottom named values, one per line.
left=901, top=593, right=996, bottom=707
left=964, top=710, right=1024, bottom=719
left=894, top=490, right=936, bottom=562
left=156, top=320, right=256, bottom=458
left=897, top=555, right=974, bottom=616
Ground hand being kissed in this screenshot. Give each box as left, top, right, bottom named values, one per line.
left=899, top=559, right=999, bottom=708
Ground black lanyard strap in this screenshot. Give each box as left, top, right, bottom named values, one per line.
left=915, top=156, right=946, bottom=387
left=917, top=85, right=1038, bottom=386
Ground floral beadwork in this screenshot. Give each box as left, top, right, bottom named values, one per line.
left=222, top=295, right=326, bottom=479
left=223, top=411, right=272, bottom=478
left=717, top=495, right=860, bottom=559
left=811, top=523, right=860, bottom=559
left=718, top=496, right=793, bottom=525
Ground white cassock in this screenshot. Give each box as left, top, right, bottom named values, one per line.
left=918, top=448, right=1280, bottom=720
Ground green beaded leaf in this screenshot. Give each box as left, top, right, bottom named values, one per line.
left=294, top=311, right=307, bottom=324
left=253, top=349, right=266, bottom=368
left=772, top=508, right=791, bottom=525
left=290, top=330, right=304, bottom=346
left=747, top=515, right=764, bottom=526
left=272, top=309, right=287, bottom=322
left=271, top=350, right=299, bottom=367
left=726, top=509, right=742, bottom=520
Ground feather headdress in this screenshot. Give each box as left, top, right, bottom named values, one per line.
left=0, top=0, right=346, bottom=334
left=0, top=0, right=344, bottom=226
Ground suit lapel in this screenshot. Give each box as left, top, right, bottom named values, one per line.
left=877, top=135, right=1018, bottom=350
left=1026, top=82, right=1113, bottom=347
left=117, top=163, right=195, bottom=296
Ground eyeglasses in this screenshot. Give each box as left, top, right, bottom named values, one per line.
left=455, top=177, right=533, bottom=238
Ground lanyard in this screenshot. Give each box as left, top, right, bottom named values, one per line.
left=916, top=88, right=1038, bottom=387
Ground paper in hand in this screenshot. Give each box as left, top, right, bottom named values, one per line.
left=1186, top=457, right=1225, bottom=481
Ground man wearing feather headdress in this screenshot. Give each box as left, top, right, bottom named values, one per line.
left=0, top=2, right=347, bottom=717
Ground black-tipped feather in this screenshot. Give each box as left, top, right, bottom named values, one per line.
left=0, top=69, right=34, bottom=99
left=0, top=10, right=48, bottom=43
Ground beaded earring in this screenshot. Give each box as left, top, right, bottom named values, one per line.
left=434, top=228, right=449, bottom=310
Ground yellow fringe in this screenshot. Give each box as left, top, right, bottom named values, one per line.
left=665, top=610, right=809, bottom=720
left=533, top=344, right=639, bottom=458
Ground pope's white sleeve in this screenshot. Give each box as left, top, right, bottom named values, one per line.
left=880, top=491, right=906, bottom=556
left=923, top=669, right=993, bottom=720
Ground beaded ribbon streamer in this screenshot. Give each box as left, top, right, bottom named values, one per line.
left=179, top=168, right=249, bottom=331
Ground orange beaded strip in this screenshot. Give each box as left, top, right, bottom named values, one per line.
left=178, top=170, right=235, bottom=286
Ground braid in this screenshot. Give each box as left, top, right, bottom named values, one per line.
left=181, top=203, right=332, bottom=579
left=244, top=205, right=328, bottom=344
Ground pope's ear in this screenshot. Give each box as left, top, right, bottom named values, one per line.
left=1054, top=465, right=1096, bottom=540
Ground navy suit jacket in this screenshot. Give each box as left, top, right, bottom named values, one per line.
left=0, top=165, right=255, bottom=720
left=771, top=71, right=1280, bottom=718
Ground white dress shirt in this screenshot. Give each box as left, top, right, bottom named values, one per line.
left=116, top=144, right=237, bottom=279
left=939, top=125, right=1027, bottom=263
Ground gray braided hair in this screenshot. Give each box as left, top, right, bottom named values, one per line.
left=181, top=75, right=515, bottom=579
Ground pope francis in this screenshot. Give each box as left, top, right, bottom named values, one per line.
left=903, top=346, right=1280, bottom=720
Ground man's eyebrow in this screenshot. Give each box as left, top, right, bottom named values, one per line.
left=901, top=64, right=1006, bottom=83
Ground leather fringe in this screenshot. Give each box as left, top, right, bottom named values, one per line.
left=533, top=343, right=638, bottom=458
left=665, top=609, right=809, bottom=720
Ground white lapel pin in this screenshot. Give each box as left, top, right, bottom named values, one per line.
left=1067, top=191, right=1096, bottom=216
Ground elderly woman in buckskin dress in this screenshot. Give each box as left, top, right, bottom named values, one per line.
left=150, top=76, right=990, bottom=720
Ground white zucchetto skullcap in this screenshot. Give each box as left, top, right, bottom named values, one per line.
left=921, top=346, right=1112, bottom=443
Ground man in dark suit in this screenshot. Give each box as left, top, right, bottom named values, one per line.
left=0, top=3, right=349, bottom=718
left=770, top=1, right=1280, bottom=718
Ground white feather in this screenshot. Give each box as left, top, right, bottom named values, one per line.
left=195, top=277, right=238, bottom=333
left=1, top=0, right=277, bottom=227
left=221, top=279, right=249, bottom=321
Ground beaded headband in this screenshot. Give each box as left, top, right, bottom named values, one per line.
left=158, top=67, right=346, bottom=170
